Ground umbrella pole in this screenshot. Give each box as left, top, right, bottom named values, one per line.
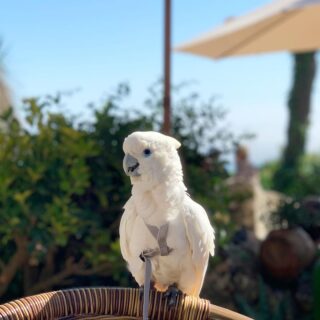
left=162, top=0, right=171, bottom=134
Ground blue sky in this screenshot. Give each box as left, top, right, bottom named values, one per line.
left=1, top=0, right=319, bottom=165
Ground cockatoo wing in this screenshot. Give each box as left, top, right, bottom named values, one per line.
left=119, top=198, right=136, bottom=262
left=183, top=196, right=215, bottom=296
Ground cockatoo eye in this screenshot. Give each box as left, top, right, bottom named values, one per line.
left=143, top=148, right=152, bottom=157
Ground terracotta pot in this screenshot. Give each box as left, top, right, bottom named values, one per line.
left=259, top=227, right=316, bottom=281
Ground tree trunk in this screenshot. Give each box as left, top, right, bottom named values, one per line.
left=274, top=51, right=316, bottom=192
left=0, top=78, right=10, bottom=113
left=0, top=237, right=28, bottom=297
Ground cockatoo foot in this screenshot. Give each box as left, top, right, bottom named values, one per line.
left=164, top=284, right=182, bottom=308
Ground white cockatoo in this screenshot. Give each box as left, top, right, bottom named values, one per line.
left=120, top=131, right=215, bottom=301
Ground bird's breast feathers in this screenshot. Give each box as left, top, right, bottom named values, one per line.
left=121, top=194, right=214, bottom=263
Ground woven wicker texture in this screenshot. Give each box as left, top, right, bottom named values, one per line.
left=0, top=287, right=251, bottom=320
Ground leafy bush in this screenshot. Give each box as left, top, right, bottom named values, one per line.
left=0, top=96, right=129, bottom=301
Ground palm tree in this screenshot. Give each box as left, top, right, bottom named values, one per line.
left=0, top=40, right=11, bottom=113
left=273, top=51, right=316, bottom=192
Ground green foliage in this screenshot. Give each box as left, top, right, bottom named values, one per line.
left=260, top=154, right=320, bottom=197
left=269, top=198, right=320, bottom=231
left=0, top=83, right=237, bottom=300
left=235, top=278, right=288, bottom=320
left=0, top=100, right=96, bottom=248
left=260, top=160, right=280, bottom=190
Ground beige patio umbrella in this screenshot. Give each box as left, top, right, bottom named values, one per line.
left=175, top=0, right=320, bottom=58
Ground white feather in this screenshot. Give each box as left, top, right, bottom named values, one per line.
left=182, top=196, right=215, bottom=295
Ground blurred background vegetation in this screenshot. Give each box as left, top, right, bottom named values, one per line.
left=0, top=83, right=238, bottom=299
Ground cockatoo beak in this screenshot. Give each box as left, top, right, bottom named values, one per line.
left=123, top=154, right=140, bottom=176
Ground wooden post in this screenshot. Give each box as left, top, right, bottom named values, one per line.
left=162, top=0, right=171, bottom=134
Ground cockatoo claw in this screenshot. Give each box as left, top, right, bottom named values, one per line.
left=164, top=284, right=182, bottom=308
